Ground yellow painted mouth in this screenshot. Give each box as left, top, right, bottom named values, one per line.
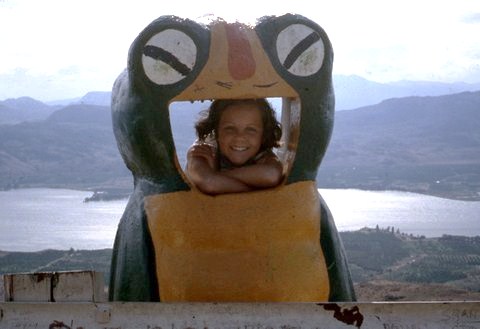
left=145, top=181, right=330, bottom=302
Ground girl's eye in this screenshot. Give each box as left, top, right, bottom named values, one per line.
left=246, top=127, right=259, bottom=134
left=223, top=126, right=236, bottom=133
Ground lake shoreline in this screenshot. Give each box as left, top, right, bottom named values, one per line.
left=4, top=183, right=479, bottom=202
left=1, top=231, right=479, bottom=254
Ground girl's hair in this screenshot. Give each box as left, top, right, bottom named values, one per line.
left=195, top=99, right=282, bottom=151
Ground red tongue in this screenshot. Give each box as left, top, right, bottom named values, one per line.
left=225, top=23, right=256, bottom=80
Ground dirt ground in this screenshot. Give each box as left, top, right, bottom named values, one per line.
left=355, top=280, right=480, bottom=301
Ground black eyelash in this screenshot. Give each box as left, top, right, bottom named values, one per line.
left=282, top=32, right=320, bottom=69
left=215, top=81, right=233, bottom=89
left=143, top=45, right=192, bottom=76
left=253, top=82, right=278, bottom=88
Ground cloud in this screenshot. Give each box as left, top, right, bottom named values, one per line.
left=462, top=13, right=480, bottom=24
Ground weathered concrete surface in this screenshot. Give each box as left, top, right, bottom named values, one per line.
left=3, top=271, right=106, bottom=302
left=0, top=302, right=479, bottom=329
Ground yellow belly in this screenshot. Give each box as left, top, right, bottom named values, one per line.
left=145, top=181, right=329, bottom=301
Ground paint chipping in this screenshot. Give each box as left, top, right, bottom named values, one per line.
left=321, top=303, right=364, bottom=328
left=49, top=320, right=71, bottom=329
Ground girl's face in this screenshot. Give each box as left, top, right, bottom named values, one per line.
left=217, top=103, right=264, bottom=166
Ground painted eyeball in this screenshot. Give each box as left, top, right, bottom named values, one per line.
left=276, top=24, right=325, bottom=77
left=142, top=29, right=197, bottom=85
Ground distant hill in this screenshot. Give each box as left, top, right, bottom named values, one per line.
left=46, top=91, right=111, bottom=107
left=47, top=104, right=112, bottom=125
left=333, top=75, right=480, bottom=110
left=2, top=96, right=52, bottom=111
left=318, top=91, right=480, bottom=200
left=76, top=91, right=111, bottom=107
left=0, top=92, right=111, bottom=125
left=0, top=97, right=59, bottom=124
left=0, top=104, right=130, bottom=190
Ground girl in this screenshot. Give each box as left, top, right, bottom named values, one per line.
left=186, top=99, right=283, bottom=195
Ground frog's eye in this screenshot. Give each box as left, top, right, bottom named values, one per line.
left=276, top=24, right=324, bottom=77
left=142, top=29, right=197, bottom=85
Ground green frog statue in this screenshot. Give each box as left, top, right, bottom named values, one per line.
left=109, top=13, right=355, bottom=302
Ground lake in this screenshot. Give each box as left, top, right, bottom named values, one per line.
left=1, top=188, right=479, bottom=252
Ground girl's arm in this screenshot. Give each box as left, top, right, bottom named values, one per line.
left=186, top=144, right=252, bottom=195
left=221, top=153, right=284, bottom=188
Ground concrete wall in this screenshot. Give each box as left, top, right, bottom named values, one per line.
left=2, top=271, right=105, bottom=302
left=1, top=301, right=480, bottom=329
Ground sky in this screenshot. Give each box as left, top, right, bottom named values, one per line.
left=1, top=0, right=480, bottom=101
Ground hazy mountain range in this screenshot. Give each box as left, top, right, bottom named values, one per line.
left=0, top=76, right=479, bottom=200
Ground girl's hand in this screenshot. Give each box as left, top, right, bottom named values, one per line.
left=186, top=143, right=252, bottom=195
left=187, top=143, right=217, bottom=169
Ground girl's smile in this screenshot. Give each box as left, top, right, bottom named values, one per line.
left=217, top=103, right=264, bottom=166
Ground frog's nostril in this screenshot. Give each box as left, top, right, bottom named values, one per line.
left=225, top=23, right=256, bottom=80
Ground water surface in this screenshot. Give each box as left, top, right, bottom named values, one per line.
left=1, top=188, right=479, bottom=251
